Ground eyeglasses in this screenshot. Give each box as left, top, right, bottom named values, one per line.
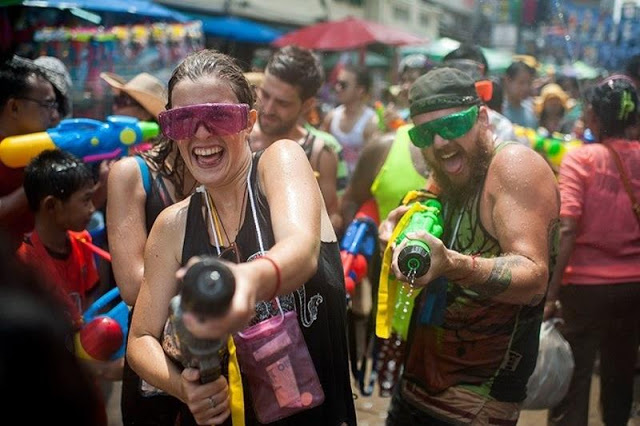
left=335, top=80, right=350, bottom=91
left=113, top=93, right=143, bottom=109
left=17, top=97, right=59, bottom=112
left=158, top=103, right=250, bottom=141
left=408, top=105, right=479, bottom=148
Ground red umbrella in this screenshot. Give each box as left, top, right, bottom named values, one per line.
left=272, top=16, right=425, bottom=51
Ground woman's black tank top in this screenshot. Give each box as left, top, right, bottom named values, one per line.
left=181, top=152, right=356, bottom=425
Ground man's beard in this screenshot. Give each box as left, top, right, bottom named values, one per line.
left=258, top=113, right=298, bottom=139
left=427, top=132, right=493, bottom=208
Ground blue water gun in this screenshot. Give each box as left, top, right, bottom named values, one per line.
left=0, top=115, right=159, bottom=168
left=340, top=199, right=379, bottom=296
left=72, top=236, right=129, bottom=362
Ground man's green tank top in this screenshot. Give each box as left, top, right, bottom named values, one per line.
left=370, top=124, right=426, bottom=221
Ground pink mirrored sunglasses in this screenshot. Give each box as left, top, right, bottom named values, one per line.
left=158, top=103, right=249, bottom=140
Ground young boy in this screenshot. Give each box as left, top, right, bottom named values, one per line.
left=17, top=149, right=99, bottom=330
left=17, top=149, right=125, bottom=423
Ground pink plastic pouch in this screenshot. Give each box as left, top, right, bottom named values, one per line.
left=234, top=302, right=325, bottom=423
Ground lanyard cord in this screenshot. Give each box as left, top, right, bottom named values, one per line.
left=246, top=159, right=265, bottom=255
left=197, top=157, right=281, bottom=315
left=198, top=159, right=265, bottom=256
left=197, top=185, right=223, bottom=256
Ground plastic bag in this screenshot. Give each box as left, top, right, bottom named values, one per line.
left=522, top=319, right=574, bottom=410
left=234, top=308, right=325, bottom=423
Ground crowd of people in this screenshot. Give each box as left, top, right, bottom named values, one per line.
left=0, top=39, right=638, bottom=426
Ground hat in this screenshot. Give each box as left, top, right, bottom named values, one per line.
left=34, top=56, right=72, bottom=117
left=534, top=83, right=570, bottom=115
left=409, top=67, right=480, bottom=117
left=512, top=54, right=539, bottom=71
left=100, top=72, right=166, bottom=118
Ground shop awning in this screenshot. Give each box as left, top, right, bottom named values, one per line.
left=21, top=0, right=189, bottom=21
left=191, top=14, right=284, bottom=44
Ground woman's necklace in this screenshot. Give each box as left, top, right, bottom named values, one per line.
left=206, top=184, right=248, bottom=247
left=199, top=160, right=255, bottom=257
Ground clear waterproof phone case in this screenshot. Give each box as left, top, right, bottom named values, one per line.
left=234, top=307, right=324, bottom=423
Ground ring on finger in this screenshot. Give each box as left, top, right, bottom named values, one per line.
left=208, top=396, right=216, bottom=409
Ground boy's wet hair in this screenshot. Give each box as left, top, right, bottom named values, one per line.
left=23, top=149, right=94, bottom=212
left=265, top=45, right=324, bottom=102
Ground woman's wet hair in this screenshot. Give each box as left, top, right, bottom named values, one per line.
left=588, top=75, right=638, bottom=138
left=166, top=49, right=255, bottom=110
left=155, top=50, right=255, bottom=197
left=140, top=134, right=192, bottom=200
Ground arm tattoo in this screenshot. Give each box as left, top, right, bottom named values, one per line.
left=475, top=257, right=516, bottom=299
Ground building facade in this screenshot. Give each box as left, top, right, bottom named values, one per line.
left=155, top=0, right=440, bottom=40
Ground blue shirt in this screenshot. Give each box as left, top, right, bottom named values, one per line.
left=502, top=98, right=537, bottom=129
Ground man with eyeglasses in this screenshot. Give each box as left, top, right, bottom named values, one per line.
left=0, top=58, right=61, bottom=251
left=378, top=67, right=559, bottom=425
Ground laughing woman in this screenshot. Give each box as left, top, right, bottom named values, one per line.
left=126, top=49, right=356, bottom=426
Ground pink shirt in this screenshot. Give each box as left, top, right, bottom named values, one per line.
left=558, top=139, right=640, bottom=285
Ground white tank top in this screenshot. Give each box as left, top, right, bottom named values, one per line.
left=329, top=105, right=375, bottom=173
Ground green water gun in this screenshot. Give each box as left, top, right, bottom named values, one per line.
left=391, top=198, right=444, bottom=339
left=395, top=198, right=444, bottom=280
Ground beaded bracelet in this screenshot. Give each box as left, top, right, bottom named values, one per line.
left=260, top=256, right=281, bottom=301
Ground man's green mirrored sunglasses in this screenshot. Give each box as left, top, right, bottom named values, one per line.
left=408, top=105, right=479, bottom=148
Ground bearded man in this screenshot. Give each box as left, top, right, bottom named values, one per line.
left=378, top=68, right=560, bottom=425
